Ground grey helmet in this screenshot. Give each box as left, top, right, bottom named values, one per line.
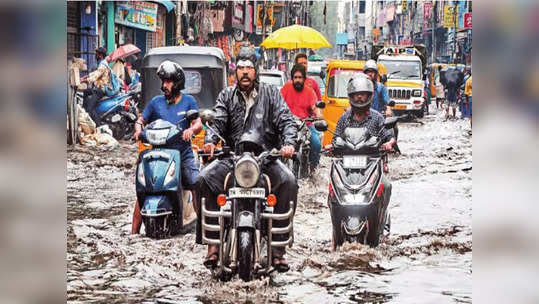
left=347, top=74, right=373, bottom=108
left=363, top=59, right=378, bottom=73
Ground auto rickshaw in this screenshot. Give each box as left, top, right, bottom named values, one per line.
left=136, top=46, right=227, bottom=230
left=321, top=59, right=387, bottom=146
left=139, top=46, right=227, bottom=152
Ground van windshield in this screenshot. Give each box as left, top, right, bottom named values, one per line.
left=326, top=69, right=363, bottom=98
left=379, top=60, right=421, bottom=80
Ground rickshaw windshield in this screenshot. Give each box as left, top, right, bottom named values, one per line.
left=183, top=68, right=224, bottom=109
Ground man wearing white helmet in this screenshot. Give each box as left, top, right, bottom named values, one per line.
left=363, top=59, right=392, bottom=117
left=332, top=74, right=396, bottom=152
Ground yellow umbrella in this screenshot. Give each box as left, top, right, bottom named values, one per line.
left=260, top=24, right=332, bottom=50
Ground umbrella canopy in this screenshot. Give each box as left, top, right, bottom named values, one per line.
left=260, top=24, right=332, bottom=50
left=109, top=44, right=141, bottom=62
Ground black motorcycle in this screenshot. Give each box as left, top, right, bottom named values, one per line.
left=315, top=117, right=398, bottom=249
left=286, top=101, right=326, bottom=179
left=199, top=111, right=295, bottom=281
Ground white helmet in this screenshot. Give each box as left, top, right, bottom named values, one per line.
left=347, top=74, right=373, bottom=108
left=363, top=59, right=378, bottom=73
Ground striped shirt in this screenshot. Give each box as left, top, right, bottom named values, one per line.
left=332, top=109, right=393, bottom=146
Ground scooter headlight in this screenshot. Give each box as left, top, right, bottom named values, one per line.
left=234, top=155, right=260, bottom=188
left=146, top=129, right=169, bottom=145
left=137, top=162, right=145, bottom=186
left=163, top=161, right=176, bottom=186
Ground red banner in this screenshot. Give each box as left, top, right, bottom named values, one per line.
left=424, top=2, right=433, bottom=20
left=464, top=12, right=472, bottom=28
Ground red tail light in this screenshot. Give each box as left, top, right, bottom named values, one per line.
left=328, top=182, right=335, bottom=197
left=376, top=183, right=384, bottom=197
left=413, top=100, right=422, bottom=105
left=124, top=99, right=130, bottom=110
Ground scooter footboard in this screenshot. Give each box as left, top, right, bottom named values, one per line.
left=261, top=201, right=295, bottom=248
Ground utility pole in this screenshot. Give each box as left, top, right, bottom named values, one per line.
left=431, top=1, right=436, bottom=64
left=453, top=1, right=457, bottom=63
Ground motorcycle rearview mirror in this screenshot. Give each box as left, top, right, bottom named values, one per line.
left=200, top=109, right=216, bottom=125
left=388, top=100, right=396, bottom=107
left=185, top=110, right=199, bottom=121
left=381, top=74, right=388, bottom=84
left=313, top=120, right=328, bottom=132
left=315, top=101, right=326, bottom=109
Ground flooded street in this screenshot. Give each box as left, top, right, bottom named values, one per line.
left=67, top=107, right=472, bottom=303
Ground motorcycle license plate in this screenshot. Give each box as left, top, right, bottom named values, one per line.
left=393, top=104, right=407, bottom=110
left=229, top=187, right=266, bottom=199
left=343, top=155, right=368, bottom=169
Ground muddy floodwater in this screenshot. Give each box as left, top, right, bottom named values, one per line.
left=67, top=108, right=472, bottom=303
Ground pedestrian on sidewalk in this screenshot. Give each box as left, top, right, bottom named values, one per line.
left=435, top=66, right=445, bottom=110
left=464, top=70, right=472, bottom=129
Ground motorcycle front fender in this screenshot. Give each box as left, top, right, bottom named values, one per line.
left=236, top=210, right=255, bottom=228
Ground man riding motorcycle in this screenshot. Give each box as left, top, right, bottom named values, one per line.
left=333, top=74, right=396, bottom=152
left=363, top=59, right=392, bottom=117
left=197, top=47, right=297, bottom=272
left=280, top=63, right=323, bottom=171
left=131, top=60, right=203, bottom=234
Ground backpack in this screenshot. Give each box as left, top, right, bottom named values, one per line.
left=103, top=62, right=121, bottom=97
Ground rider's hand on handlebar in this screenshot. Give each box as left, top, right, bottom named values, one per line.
left=203, top=143, right=216, bottom=158
left=381, top=138, right=396, bottom=151
left=182, top=128, right=194, bottom=141
left=133, top=130, right=141, bottom=141
left=280, top=145, right=295, bottom=159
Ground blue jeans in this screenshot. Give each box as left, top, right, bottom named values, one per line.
left=178, top=145, right=200, bottom=190
left=308, top=125, right=321, bottom=167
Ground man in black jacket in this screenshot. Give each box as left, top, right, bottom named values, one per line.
left=197, top=47, right=297, bottom=272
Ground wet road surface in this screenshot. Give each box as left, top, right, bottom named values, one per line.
left=67, top=107, right=472, bottom=303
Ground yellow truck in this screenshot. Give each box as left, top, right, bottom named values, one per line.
left=373, top=44, right=427, bottom=118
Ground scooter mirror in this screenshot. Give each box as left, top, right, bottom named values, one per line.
left=388, top=100, right=396, bottom=107
left=200, top=109, right=216, bottom=125
left=185, top=110, right=199, bottom=121
left=315, top=101, right=326, bottom=109
left=381, top=74, right=388, bottom=84
left=334, top=136, right=345, bottom=148
left=313, top=120, right=328, bottom=132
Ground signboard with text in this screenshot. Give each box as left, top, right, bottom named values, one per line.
left=464, top=12, right=472, bottom=28
left=424, top=2, right=433, bottom=20
left=443, top=5, right=458, bottom=28
left=115, top=1, right=158, bottom=32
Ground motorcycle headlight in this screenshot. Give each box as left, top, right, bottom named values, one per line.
left=163, top=160, right=176, bottom=186
left=412, top=89, right=422, bottom=97
left=234, top=155, right=260, bottom=188
left=146, top=129, right=169, bottom=145
left=137, top=162, right=145, bottom=186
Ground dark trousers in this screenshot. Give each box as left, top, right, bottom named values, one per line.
left=196, top=158, right=298, bottom=252
left=83, top=88, right=105, bottom=126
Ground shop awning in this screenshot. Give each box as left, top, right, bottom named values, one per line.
left=150, top=0, right=176, bottom=12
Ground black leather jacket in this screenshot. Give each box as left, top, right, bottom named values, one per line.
left=205, top=82, right=297, bottom=151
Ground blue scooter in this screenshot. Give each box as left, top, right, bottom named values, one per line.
left=135, top=110, right=199, bottom=239
left=95, top=80, right=140, bottom=140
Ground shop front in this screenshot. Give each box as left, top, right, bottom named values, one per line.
left=113, top=1, right=176, bottom=57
